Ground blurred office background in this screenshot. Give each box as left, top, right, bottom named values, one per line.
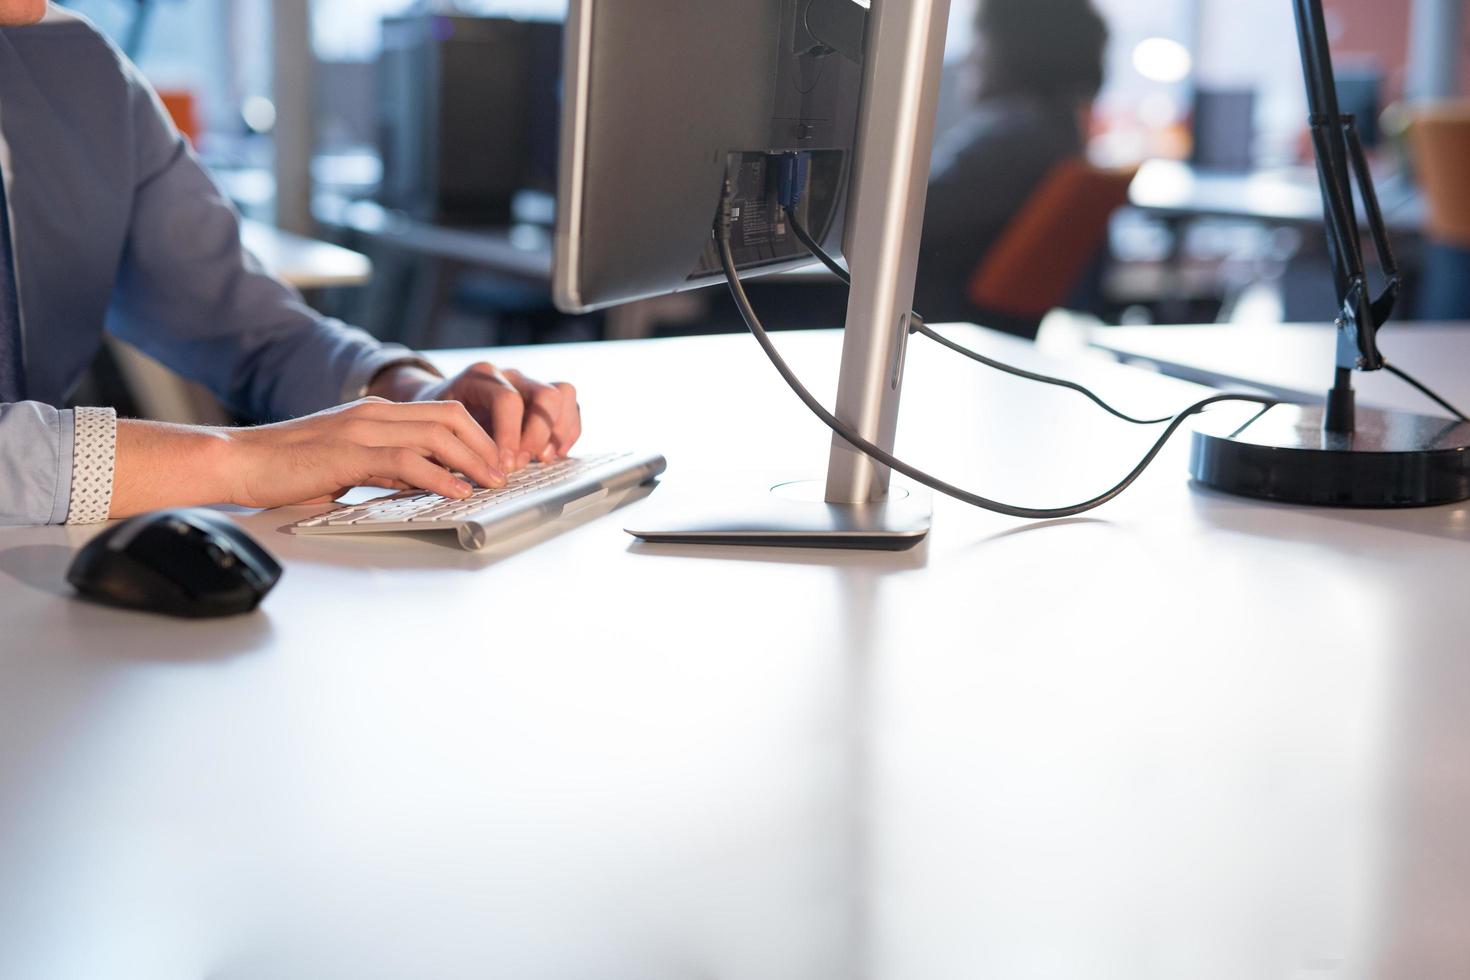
left=57, top=0, right=1470, bottom=378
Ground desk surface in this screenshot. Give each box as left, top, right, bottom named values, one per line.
left=1093, top=319, right=1470, bottom=415
left=1128, top=158, right=1426, bottom=234
left=4, top=327, right=1469, bottom=977
left=240, top=219, right=373, bottom=290
left=314, top=196, right=554, bottom=283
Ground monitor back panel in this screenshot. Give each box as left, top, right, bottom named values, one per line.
left=555, top=0, right=863, bottom=312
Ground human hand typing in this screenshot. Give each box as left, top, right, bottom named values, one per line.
left=106, top=363, right=583, bottom=520
left=368, top=362, right=582, bottom=473
left=221, top=397, right=511, bottom=507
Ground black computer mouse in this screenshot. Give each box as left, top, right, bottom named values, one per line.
left=67, top=508, right=283, bottom=618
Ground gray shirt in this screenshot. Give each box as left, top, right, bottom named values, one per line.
left=0, top=7, right=423, bottom=525
left=914, top=94, right=1083, bottom=328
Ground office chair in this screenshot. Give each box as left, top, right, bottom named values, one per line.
left=1409, top=104, right=1470, bottom=320
left=966, top=158, right=1137, bottom=335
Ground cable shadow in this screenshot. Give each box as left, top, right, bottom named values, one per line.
left=963, top=516, right=1114, bottom=550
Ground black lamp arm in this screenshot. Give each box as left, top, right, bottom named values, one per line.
left=1293, top=0, right=1404, bottom=431
left=1342, top=119, right=1404, bottom=327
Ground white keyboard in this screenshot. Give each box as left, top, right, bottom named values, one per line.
left=287, top=451, right=666, bottom=551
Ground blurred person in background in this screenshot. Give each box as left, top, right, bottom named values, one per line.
left=914, top=0, right=1109, bottom=335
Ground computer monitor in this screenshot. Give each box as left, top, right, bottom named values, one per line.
left=379, top=14, right=562, bottom=224
left=555, top=0, right=951, bottom=549
left=552, top=2, right=864, bottom=312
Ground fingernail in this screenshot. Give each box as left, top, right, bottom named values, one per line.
left=453, top=479, right=472, bottom=497
left=501, top=450, right=516, bottom=472
left=518, top=451, right=532, bottom=469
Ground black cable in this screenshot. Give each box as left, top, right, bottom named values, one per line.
left=1383, top=362, right=1470, bottom=422
left=786, top=204, right=1470, bottom=432
left=781, top=204, right=1174, bottom=425
left=718, top=215, right=1279, bottom=520
left=909, top=322, right=1175, bottom=425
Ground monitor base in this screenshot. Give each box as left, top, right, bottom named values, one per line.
left=626, top=480, right=932, bottom=551
left=1191, top=403, right=1470, bottom=507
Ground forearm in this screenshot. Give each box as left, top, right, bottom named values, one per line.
left=110, top=420, right=236, bottom=519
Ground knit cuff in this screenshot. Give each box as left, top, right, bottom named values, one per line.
left=66, top=406, right=118, bottom=525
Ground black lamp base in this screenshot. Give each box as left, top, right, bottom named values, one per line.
left=1190, top=403, right=1470, bottom=507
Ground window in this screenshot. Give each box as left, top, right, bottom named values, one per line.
left=57, top=0, right=272, bottom=172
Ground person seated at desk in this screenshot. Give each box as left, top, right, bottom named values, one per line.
left=0, top=4, right=580, bottom=528
left=913, top=0, right=1108, bottom=336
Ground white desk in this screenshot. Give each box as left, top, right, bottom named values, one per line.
left=4, top=326, right=1470, bottom=977
left=1094, top=320, right=1470, bottom=415
left=240, top=219, right=373, bottom=290
left=1128, top=158, right=1426, bottom=234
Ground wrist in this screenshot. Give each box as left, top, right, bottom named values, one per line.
left=209, top=426, right=262, bottom=508
left=192, top=426, right=243, bottom=506
left=366, top=363, right=443, bottom=403
left=111, top=420, right=240, bottom=518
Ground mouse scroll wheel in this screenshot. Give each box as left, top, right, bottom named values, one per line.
left=205, top=542, right=238, bottom=569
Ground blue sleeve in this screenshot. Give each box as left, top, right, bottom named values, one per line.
left=103, top=56, right=427, bottom=423
left=0, top=402, right=74, bottom=526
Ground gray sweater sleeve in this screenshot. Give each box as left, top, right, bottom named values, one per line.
left=102, top=50, right=429, bottom=423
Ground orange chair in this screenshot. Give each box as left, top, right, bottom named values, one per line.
left=1410, top=103, right=1470, bottom=248
left=156, top=88, right=202, bottom=147
left=967, top=158, right=1138, bottom=322
left=1409, top=104, right=1470, bottom=318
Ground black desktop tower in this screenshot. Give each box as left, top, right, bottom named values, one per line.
left=1190, top=88, right=1257, bottom=172
left=378, top=15, right=562, bottom=224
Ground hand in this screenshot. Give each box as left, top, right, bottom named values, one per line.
left=371, top=363, right=582, bottom=472
left=222, top=397, right=509, bottom=509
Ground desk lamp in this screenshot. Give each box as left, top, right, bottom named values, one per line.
left=1189, top=0, right=1470, bottom=507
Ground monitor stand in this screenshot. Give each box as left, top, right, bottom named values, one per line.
left=627, top=479, right=932, bottom=551
left=626, top=0, right=949, bottom=551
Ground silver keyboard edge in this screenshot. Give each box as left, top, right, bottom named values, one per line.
left=287, top=452, right=666, bottom=548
